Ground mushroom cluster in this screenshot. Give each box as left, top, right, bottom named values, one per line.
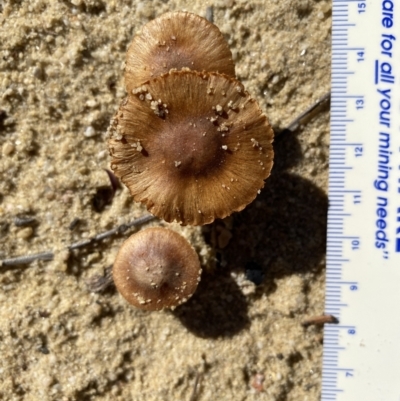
left=108, top=11, right=274, bottom=226
left=108, top=11, right=274, bottom=310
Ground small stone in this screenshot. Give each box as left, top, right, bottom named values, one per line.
left=85, top=99, right=97, bottom=108
left=32, top=66, right=44, bottom=79
left=17, top=227, right=33, bottom=240
left=2, top=142, right=15, bottom=156
left=84, top=126, right=96, bottom=138
left=97, top=150, right=107, bottom=159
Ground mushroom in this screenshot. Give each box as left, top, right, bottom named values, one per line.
left=125, top=11, right=235, bottom=94
left=113, top=227, right=201, bottom=311
left=108, top=70, right=274, bottom=225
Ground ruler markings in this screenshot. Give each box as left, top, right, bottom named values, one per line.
left=323, top=2, right=400, bottom=400
left=324, top=348, right=346, bottom=352
left=331, top=47, right=364, bottom=50
left=323, top=368, right=353, bottom=372
left=331, top=143, right=362, bottom=146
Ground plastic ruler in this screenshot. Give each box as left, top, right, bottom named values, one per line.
left=322, top=0, right=400, bottom=400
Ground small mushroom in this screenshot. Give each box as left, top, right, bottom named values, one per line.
left=125, top=11, right=235, bottom=93
left=113, top=227, right=201, bottom=310
left=108, top=70, right=274, bottom=225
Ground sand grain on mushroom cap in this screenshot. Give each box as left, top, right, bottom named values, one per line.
left=113, top=227, right=201, bottom=311
left=125, top=11, right=235, bottom=93
left=108, top=70, right=274, bottom=225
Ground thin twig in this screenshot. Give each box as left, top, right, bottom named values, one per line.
left=205, top=6, right=214, bottom=23
left=276, top=91, right=331, bottom=136
left=0, top=214, right=156, bottom=268
left=189, top=370, right=202, bottom=401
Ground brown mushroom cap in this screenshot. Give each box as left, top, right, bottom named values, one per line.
left=113, top=227, right=201, bottom=311
left=125, top=11, right=235, bottom=93
left=108, top=70, right=274, bottom=225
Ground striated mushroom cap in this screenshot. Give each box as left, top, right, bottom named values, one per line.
left=113, top=227, right=201, bottom=311
left=125, top=11, right=235, bottom=93
left=108, top=70, right=274, bottom=225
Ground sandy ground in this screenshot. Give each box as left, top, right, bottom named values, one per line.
left=0, top=1, right=331, bottom=400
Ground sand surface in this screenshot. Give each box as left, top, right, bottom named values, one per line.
left=0, top=1, right=331, bottom=400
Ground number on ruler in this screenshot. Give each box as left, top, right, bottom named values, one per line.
left=358, top=2, right=366, bottom=14
left=348, top=329, right=356, bottom=335
left=357, top=51, right=365, bottom=62
left=352, top=239, right=360, bottom=250
left=353, top=194, right=361, bottom=204
left=355, top=146, right=363, bottom=157
left=356, top=98, right=364, bottom=110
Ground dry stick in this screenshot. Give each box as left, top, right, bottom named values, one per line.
left=276, top=91, right=331, bottom=136
left=0, top=214, right=156, bottom=268
left=189, top=371, right=202, bottom=401
left=205, top=6, right=214, bottom=23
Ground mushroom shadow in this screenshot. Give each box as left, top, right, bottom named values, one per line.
left=226, top=171, right=327, bottom=276
left=272, top=127, right=304, bottom=172
left=172, top=270, right=250, bottom=338
left=218, top=128, right=328, bottom=296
